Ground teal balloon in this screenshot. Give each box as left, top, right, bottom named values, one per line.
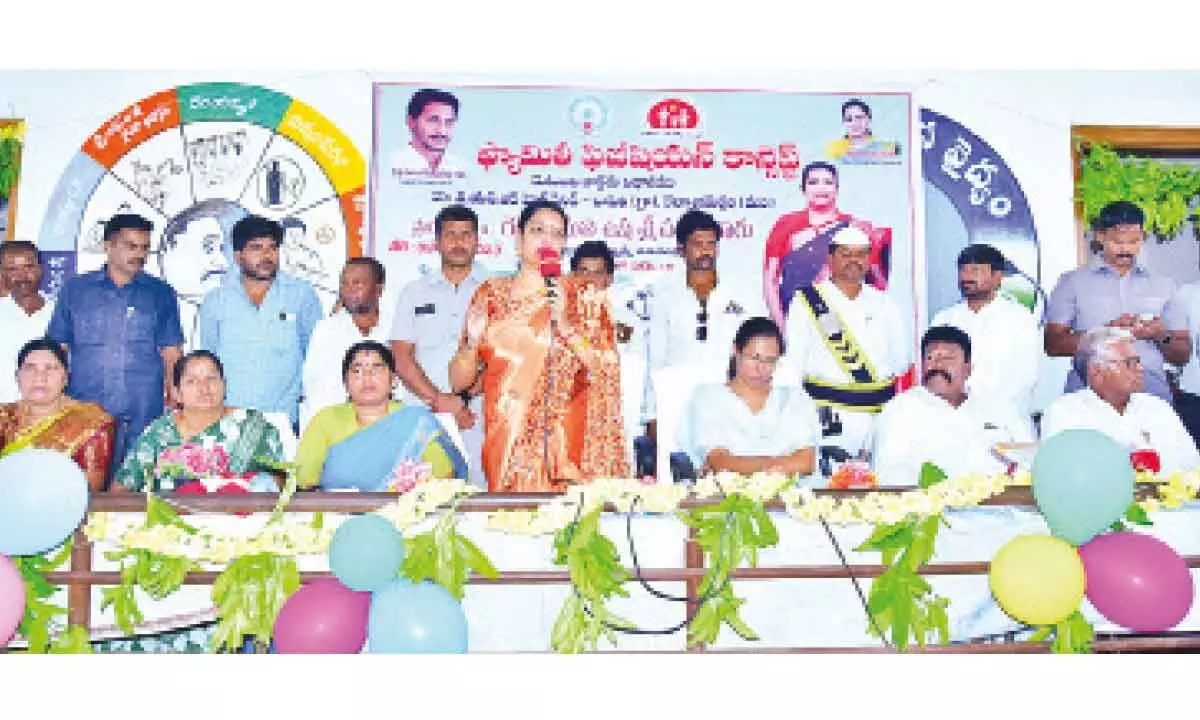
left=367, top=579, right=468, bottom=653
left=328, top=514, right=405, bottom=592
left=1033, top=429, right=1134, bottom=546
left=0, top=449, right=89, bottom=556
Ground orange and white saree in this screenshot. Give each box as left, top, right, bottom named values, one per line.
left=463, top=275, right=629, bottom=492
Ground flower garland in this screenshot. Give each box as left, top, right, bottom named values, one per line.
left=84, top=478, right=483, bottom=563
left=82, top=469, right=1200, bottom=561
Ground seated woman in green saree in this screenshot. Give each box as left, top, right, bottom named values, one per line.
left=297, top=340, right=468, bottom=491
left=113, top=350, right=284, bottom=492
left=0, top=338, right=115, bottom=491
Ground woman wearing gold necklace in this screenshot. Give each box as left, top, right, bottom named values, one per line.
left=0, top=338, right=115, bottom=491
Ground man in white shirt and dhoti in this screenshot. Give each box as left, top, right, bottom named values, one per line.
left=873, top=325, right=1034, bottom=486
left=785, top=225, right=910, bottom=474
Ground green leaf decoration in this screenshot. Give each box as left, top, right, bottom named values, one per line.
left=918, top=462, right=947, bottom=489
left=680, top=493, right=780, bottom=648
left=209, top=553, right=300, bottom=652
left=400, top=509, right=498, bottom=600
left=47, top=625, right=94, bottom=654
left=550, top=505, right=635, bottom=653
left=1123, top=502, right=1154, bottom=527
left=858, top=512, right=951, bottom=651
left=1045, top=610, right=1094, bottom=654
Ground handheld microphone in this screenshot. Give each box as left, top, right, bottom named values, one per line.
left=538, top=246, right=562, bottom=286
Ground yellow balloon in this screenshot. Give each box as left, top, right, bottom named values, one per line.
left=989, top=534, right=1086, bottom=626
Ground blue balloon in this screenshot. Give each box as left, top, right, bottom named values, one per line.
left=0, top=449, right=89, bottom=556
left=367, top=579, right=468, bottom=653
left=328, top=514, right=406, bottom=592
left=1033, top=429, right=1134, bottom=546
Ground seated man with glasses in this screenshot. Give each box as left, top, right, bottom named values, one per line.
left=678, top=316, right=819, bottom=479
left=872, top=326, right=1033, bottom=487
left=1042, top=326, right=1200, bottom=474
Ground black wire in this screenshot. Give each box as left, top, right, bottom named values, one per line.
left=816, top=514, right=895, bottom=651
left=554, top=480, right=742, bottom=637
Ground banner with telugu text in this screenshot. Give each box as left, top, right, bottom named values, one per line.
left=370, top=84, right=916, bottom=343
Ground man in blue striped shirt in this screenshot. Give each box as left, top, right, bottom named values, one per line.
left=198, top=215, right=321, bottom=430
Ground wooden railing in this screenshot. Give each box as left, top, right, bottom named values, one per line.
left=45, top=488, right=1200, bottom=653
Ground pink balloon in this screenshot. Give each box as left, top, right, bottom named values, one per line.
left=0, top=554, right=25, bottom=645
left=273, top=578, right=371, bottom=654
left=1079, top=532, right=1195, bottom=632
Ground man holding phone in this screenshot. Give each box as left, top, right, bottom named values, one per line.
left=1044, top=201, right=1190, bottom=404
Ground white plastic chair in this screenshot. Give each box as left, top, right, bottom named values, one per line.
left=651, top=364, right=709, bottom=485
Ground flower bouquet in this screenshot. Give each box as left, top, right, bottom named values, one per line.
left=156, top=438, right=273, bottom=516
left=827, top=459, right=878, bottom=490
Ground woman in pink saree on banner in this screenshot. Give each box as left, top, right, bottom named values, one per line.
left=762, top=161, right=892, bottom=327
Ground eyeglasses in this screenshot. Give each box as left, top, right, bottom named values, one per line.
left=1118, top=356, right=1143, bottom=369
left=739, top=353, right=781, bottom=367
left=696, top=300, right=709, bottom=342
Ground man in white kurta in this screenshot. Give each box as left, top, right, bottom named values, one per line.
left=300, top=258, right=393, bottom=431
left=646, top=210, right=767, bottom=443
left=1042, top=326, right=1200, bottom=474
left=873, top=326, right=1033, bottom=487
left=930, top=243, right=1041, bottom=415
left=785, top=226, right=910, bottom=467
left=0, top=242, right=55, bottom=402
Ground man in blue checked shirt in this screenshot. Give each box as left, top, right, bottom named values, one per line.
left=198, top=215, right=321, bottom=430
left=46, top=213, right=184, bottom=483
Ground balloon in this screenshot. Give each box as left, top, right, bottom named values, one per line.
left=328, top=514, right=406, bottom=592
left=989, top=534, right=1086, bottom=626
left=0, top=554, right=26, bottom=645
left=1032, top=430, right=1134, bottom=546
left=1079, top=532, right=1194, bottom=632
left=367, top=579, right=468, bottom=653
left=273, top=578, right=371, bottom=654
left=0, top=448, right=90, bottom=556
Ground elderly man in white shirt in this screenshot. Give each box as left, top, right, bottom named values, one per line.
left=785, top=225, right=911, bottom=471
left=645, top=209, right=767, bottom=445
left=873, top=325, right=1033, bottom=487
left=1042, top=325, right=1200, bottom=474
left=300, top=258, right=392, bottom=430
left=0, top=241, right=55, bottom=403
left=930, top=243, right=1041, bottom=415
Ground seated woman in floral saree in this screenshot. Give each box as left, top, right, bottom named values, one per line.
left=296, top=340, right=467, bottom=491
left=0, top=338, right=114, bottom=491
left=113, top=350, right=284, bottom=492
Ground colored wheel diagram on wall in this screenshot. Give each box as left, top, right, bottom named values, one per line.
left=38, top=82, right=366, bottom=345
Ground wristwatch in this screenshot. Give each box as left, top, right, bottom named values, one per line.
left=1160, top=334, right=1172, bottom=345
left=458, top=390, right=472, bottom=406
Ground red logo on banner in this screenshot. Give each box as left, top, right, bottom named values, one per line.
left=646, top=99, right=699, bottom=131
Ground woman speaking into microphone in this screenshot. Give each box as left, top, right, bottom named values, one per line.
left=448, top=200, right=629, bottom=492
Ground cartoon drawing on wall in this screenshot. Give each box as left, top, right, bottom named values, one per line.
left=920, top=107, right=1040, bottom=323
left=38, top=82, right=367, bottom=348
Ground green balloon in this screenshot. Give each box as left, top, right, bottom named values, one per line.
left=1032, top=429, right=1134, bottom=546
